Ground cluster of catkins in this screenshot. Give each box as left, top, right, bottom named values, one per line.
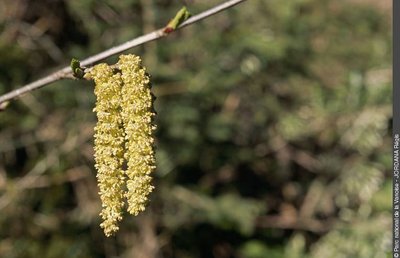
left=85, top=54, right=156, bottom=237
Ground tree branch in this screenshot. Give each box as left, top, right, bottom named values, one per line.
left=0, top=0, right=248, bottom=105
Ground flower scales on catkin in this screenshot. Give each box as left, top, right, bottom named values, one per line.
left=87, top=54, right=156, bottom=236
left=89, top=64, right=125, bottom=237
left=118, top=55, right=156, bottom=216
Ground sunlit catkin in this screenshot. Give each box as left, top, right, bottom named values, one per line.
left=87, top=54, right=156, bottom=236
left=87, top=64, right=125, bottom=237
left=118, top=54, right=156, bottom=216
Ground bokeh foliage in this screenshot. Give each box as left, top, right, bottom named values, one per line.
left=0, top=0, right=391, bottom=257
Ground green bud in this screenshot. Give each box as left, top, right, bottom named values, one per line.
left=164, top=6, right=192, bottom=33
left=70, top=58, right=85, bottom=79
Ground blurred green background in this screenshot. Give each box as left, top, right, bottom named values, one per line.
left=0, top=0, right=392, bottom=257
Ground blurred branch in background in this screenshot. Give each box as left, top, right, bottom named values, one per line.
left=0, top=0, right=247, bottom=106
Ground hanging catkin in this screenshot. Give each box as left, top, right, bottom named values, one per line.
left=88, top=63, right=125, bottom=237
left=118, top=55, right=156, bottom=216
left=85, top=54, right=156, bottom=236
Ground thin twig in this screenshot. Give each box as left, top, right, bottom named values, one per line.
left=0, top=0, right=248, bottom=105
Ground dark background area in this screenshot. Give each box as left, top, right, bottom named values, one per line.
left=0, top=0, right=392, bottom=257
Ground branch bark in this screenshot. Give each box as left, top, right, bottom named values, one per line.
left=0, top=0, right=248, bottom=105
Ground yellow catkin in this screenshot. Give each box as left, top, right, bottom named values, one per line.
left=86, top=54, right=156, bottom=236
left=118, top=54, right=156, bottom=216
left=86, top=64, right=125, bottom=237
